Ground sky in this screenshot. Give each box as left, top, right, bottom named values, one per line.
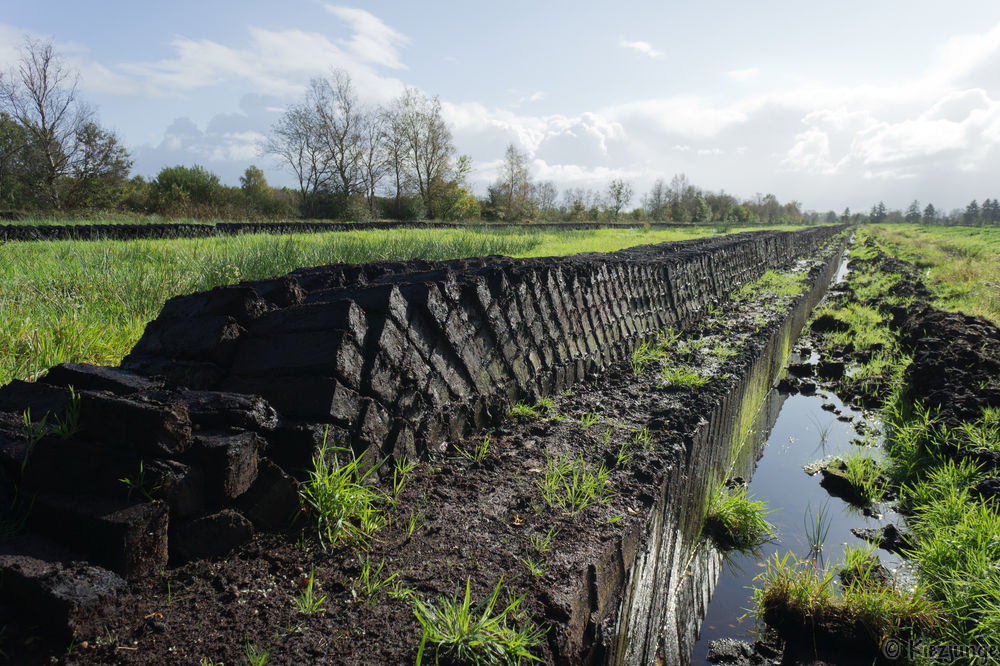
left=4, top=1, right=1000, bottom=214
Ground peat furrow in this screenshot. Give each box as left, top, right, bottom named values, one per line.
left=612, top=233, right=846, bottom=664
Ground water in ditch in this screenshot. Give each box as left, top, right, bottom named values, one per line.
left=686, top=374, right=909, bottom=663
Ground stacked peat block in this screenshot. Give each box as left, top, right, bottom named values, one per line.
left=0, top=364, right=299, bottom=640
left=122, top=227, right=841, bottom=468
left=0, top=226, right=843, bottom=642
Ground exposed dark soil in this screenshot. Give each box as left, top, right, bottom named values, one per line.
left=0, top=253, right=837, bottom=665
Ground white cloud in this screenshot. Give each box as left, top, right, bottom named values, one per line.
left=46, top=11, right=410, bottom=102
left=0, top=24, right=28, bottom=69
left=782, top=127, right=835, bottom=173
left=131, top=94, right=284, bottom=183
left=113, top=29, right=347, bottom=97
left=323, top=5, right=410, bottom=70
left=532, top=161, right=643, bottom=190
left=603, top=96, right=749, bottom=139
left=620, top=39, right=662, bottom=58
left=930, top=22, right=1000, bottom=92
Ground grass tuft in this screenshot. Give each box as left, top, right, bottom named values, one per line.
left=538, top=452, right=611, bottom=515
left=704, top=483, right=775, bottom=550
left=841, top=451, right=888, bottom=504
left=413, top=578, right=545, bottom=665
left=299, top=428, right=388, bottom=548
left=733, top=269, right=807, bottom=303
left=293, top=568, right=327, bottom=614
left=658, top=366, right=709, bottom=389
left=803, top=501, right=832, bottom=557
left=752, top=551, right=939, bottom=641
left=752, top=552, right=835, bottom=621
left=508, top=398, right=563, bottom=422
left=456, top=435, right=491, bottom=464
left=353, top=557, right=399, bottom=607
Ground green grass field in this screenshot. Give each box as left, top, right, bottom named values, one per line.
left=1, top=224, right=770, bottom=386
left=869, top=224, right=1000, bottom=325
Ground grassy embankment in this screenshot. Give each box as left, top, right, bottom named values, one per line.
left=753, top=226, right=1000, bottom=656
left=1, top=224, right=772, bottom=387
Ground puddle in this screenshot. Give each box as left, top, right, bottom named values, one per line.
left=687, top=381, right=908, bottom=663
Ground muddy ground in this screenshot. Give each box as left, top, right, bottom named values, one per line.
left=0, top=257, right=836, bottom=665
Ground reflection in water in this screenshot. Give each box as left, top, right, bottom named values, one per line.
left=687, top=385, right=906, bottom=664
left=611, top=386, right=788, bottom=665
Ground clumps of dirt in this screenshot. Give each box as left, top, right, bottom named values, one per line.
left=56, top=359, right=710, bottom=665
left=756, top=595, right=886, bottom=666
left=806, top=237, right=1000, bottom=424
left=816, top=458, right=891, bottom=510
left=850, top=523, right=911, bottom=555
left=705, top=635, right=782, bottom=665
left=900, top=305, right=1000, bottom=428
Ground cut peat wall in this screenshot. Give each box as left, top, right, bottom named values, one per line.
left=122, top=227, right=843, bottom=468
left=0, top=225, right=847, bottom=653
left=611, top=233, right=847, bottom=664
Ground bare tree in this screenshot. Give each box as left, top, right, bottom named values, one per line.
left=380, top=103, right=411, bottom=215
left=644, top=178, right=668, bottom=221
left=310, top=70, right=364, bottom=195
left=390, top=88, right=453, bottom=219
left=489, top=143, right=533, bottom=220
left=531, top=180, right=558, bottom=220
left=0, top=38, right=91, bottom=208
left=356, top=107, right=389, bottom=214
left=266, top=102, right=334, bottom=201
left=606, top=179, right=633, bottom=219
left=267, top=69, right=368, bottom=208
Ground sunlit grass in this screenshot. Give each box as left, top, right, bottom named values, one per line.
left=704, top=483, right=775, bottom=549
left=869, top=223, right=1000, bottom=325
left=732, top=268, right=807, bottom=303
left=813, top=227, right=1000, bottom=647
left=751, top=551, right=939, bottom=643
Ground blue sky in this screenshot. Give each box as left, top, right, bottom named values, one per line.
left=4, top=1, right=1000, bottom=213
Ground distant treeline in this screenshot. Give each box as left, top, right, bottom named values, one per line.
left=1, top=39, right=814, bottom=224
left=857, top=200, right=1000, bottom=226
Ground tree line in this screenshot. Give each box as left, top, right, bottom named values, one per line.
left=0, top=39, right=811, bottom=224
left=863, top=199, right=1000, bottom=226
left=479, top=146, right=812, bottom=224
